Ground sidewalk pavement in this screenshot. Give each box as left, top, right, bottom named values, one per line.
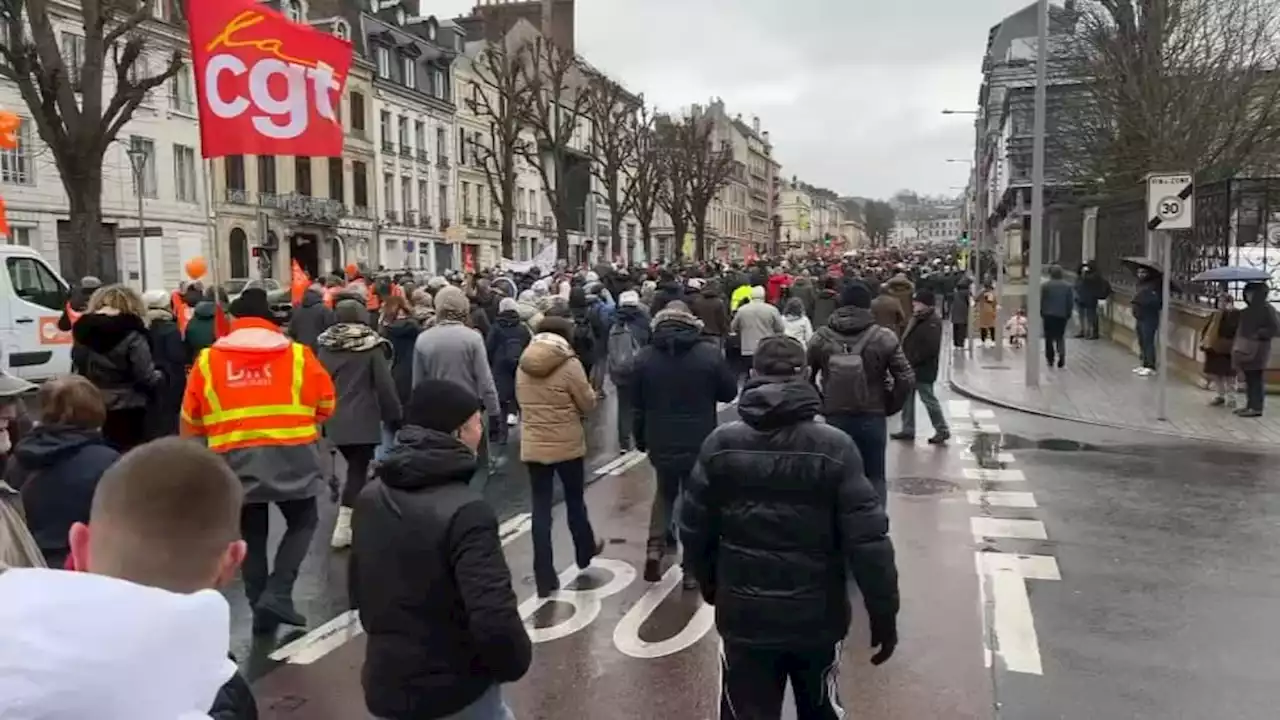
left=947, top=335, right=1280, bottom=446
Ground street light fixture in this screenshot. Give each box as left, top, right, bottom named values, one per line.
left=946, top=158, right=974, bottom=164
left=941, top=109, right=980, bottom=115
left=126, top=144, right=150, bottom=291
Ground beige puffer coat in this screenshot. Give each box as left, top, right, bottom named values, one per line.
left=515, top=332, right=596, bottom=464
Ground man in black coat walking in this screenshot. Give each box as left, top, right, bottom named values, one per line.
left=680, top=335, right=899, bottom=720
left=631, top=301, right=737, bottom=586
left=893, top=290, right=950, bottom=444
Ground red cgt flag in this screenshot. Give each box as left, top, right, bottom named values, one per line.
left=186, top=0, right=353, bottom=158
left=290, top=259, right=309, bottom=306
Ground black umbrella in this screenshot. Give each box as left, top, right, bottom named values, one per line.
left=1122, top=256, right=1164, bottom=274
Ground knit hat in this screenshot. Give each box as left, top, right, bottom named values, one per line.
left=619, top=290, right=640, bottom=307
left=499, top=297, right=519, bottom=314
left=753, top=335, right=807, bottom=376
left=913, top=289, right=936, bottom=307
left=839, top=281, right=873, bottom=309
left=142, top=289, right=171, bottom=310
left=406, top=380, right=481, bottom=433
left=228, top=288, right=274, bottom=320
left=335, top=298, right=367, bottom=323
left=434, top=286, right=470, bottom=320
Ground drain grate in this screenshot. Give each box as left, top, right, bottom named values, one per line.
left=890, top=476, right=959, bottom=496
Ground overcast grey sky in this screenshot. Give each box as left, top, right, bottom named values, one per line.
left=425, top=0, right=1036, bottom=200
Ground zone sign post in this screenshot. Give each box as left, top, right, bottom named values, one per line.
left=1146, top=173, right=1194, bottom=231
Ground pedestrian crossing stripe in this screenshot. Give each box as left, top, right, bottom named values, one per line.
left=963, top=467, right=1026, bottom=482
left=967, top=490, right=1038, bottom=508
left=971, top=517, right=1048, bottom=541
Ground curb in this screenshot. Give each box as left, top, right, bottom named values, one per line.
left=946, top=376, right=1260, bottom=449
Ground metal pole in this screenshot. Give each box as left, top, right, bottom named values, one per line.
left=995, top=234, right=1005, bottom=362
left=1157, top=232, right=1171, bottom=420
left=136, top=170, right=147, bottom=292
left=1025, top=0, right=1049, bottom=387
left=204, top=159, right=222, bottom=296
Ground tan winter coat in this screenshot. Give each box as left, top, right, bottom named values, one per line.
left=516, top=333, right=597, bottom=464
left=0, top=480, right=45, bottom=572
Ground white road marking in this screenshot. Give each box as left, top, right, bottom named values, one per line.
left=950, top=423, right=1003, bottom=434
left=948, top=400, right=972, bottom=416
left=613, top=564, right=716, bottom=659
left=970, top=409, right=996, bottom=420
left=269, top=609, right=363, bottom=665
left=518, top=558, right=637, bottom=643
left=498, top=512, right=534, bottom=547
left=963, top=467, right=1027, bottom=483
left=971, top=517, right=1048, bottom=541
left=967, top=490, right=1038, bottom=508
left=975, top=552, right=1061, bottom=675
left=960, top=448, right=1016, bottom=464
left=593, top=451, right=638, bottom=476
left=610, top=450, right=650, bottom=476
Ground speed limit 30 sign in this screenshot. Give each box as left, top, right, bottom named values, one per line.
left=1147, top=173, right=1194, bottom=230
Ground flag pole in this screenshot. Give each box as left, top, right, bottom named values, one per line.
left=204, top=157, right=221, bottom=298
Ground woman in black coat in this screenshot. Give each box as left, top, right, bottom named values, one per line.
left=486, top=298, right=533, bottom=444
left=71, top=285, right=160, bottom=452
left=142, top=292, right=188, bottom=439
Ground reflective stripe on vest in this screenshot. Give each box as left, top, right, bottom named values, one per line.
left=195, top=344, right=319, bottom=451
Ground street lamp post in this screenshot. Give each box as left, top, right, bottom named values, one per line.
left=1026, top=0, right=1049, bottom=388
left=127, top=145, right=150, bottom=292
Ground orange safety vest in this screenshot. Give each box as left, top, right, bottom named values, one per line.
left=180, top=318, right=336, bottom=453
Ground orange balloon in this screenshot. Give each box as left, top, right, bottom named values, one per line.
left=0, top=112, right=20, bottom=151
left=185, top=256, right=207, bottom=279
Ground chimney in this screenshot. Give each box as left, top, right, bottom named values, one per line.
left=762, top=130, right=769, bottom=142
left=752, top=116, right=760, bottom=133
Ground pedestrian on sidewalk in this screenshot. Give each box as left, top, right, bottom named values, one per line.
left=351, top=380, right=531, bottom=720
left=0, top=438, right=258, bottom=719
left=1131, top=268, right=1163, bottom=376
left=680, top=335, right=899, bottom=720
left=1232, top=282, right=1279, bottom=417
left=951, top=276, right=972, bottom=348
left=1200, top=292, right=1239, bottom=408
left=871, top=283, right=908, bottom=338
left=977, top=283, right=999, bottom=346
left=632, top=302, right=737, bottom=587
left=1041, top=264, right=1075, bottom=368
left=515, top=316, right=603, bottom=598
left=893, top=290, right=950, bottom=445
left=807, top=281, right=914, bottom=507
left=317, top=299, right=403, bottom=550
left=1074, top=263, right=1110, bottom=339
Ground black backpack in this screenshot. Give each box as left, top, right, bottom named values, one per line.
left=572, top=314, right=595, bottom=358
left=823, top=330, right=876, bottom=412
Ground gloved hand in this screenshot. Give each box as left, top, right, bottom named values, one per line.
left=869, top=613, right=897, bottom=666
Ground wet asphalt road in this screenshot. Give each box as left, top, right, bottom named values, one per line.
left=229, top=361, right=1280, bottom=719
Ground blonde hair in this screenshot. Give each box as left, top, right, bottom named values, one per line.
left=87, top=284, right=146, bottom=320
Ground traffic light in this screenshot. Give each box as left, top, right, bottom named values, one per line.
left=959, top=231, right=970, bottom=246
left=823, top=233, right=832, bottom=246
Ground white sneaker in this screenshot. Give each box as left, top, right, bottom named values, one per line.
left=330, top=506, right=353, bottom=549
left=1138, top=367, right=1155, bottom=377
left=506, top=413, right=518, bottom=427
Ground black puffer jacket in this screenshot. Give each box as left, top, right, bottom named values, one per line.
left=70, top=312, right=158, bottom=410
left=351, top=426, right=531, bottom=719
left=807, top=306, right=914, bottom=417
left=288, top=288, right=335, bottom=351
left=631, top=308, right=737, bottom=474
left=486, top=310, right=532, bottom=404
left=900, top=309, right=943, bottom=384
left=382, top=317, right=420, bottom=407
left=649, top=281, right=687, bottom=315
left=679, top=377, right=899, bottom=648
left=146, top=309, right=187, bottom=438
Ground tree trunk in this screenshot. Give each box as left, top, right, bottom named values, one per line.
left=610, top=216, right=623, bottom=265
left=65, top=171, right=106, bottom=281
left=500, top=171, right=515, bottom=260
left=693, top=216, right=707, bottom=262
left=640, top=225, right=652, bottom=264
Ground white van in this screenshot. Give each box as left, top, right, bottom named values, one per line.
left=0, top=245, right=71, bottom=381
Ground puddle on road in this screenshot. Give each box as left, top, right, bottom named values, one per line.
left=967, top=431, right=1109, bottom=468
left=889, top=476, right=959, bottom=496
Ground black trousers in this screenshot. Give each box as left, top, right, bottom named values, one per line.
left=1043, top=315, right=1068, bottom=364
left=720, top=642, right=844, bottom=720
left=337, top=443, right=376, bottom=508
left=240, top=498, right=319, bottom=609
left=952, top=323, right=967, bottom=348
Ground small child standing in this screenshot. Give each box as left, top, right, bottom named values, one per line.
left=781, top=298, right=814, bottom=347
left=1005, top=308, right=1028, bottom=349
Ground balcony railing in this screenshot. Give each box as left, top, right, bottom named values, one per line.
left=351, top=205, right=371, bottom=219
left=385, top=210, right=399, bottom=224
left=399, top=146, right=411, bottom=159
left=225, top=188, right=250, bottom=204
left=418, top=149, right=430, bottom=164
left=463, top=214, right=475, bottom=225
left=419, top=214, right=433, bottom=229
left=279, top=194, right=345, bottom=225
left=437, top=155, right=451, bottom=169
left=258, top=191, right=280, bottom=208
left=351, top=127, right=367, bottom=141
left=381, top=140, right=394, bottom=154
left=439, top=217, right=451, bottom=231
left=541, top=217, right=552, bottom=230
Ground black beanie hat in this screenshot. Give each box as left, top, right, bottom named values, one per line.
left=913, top=289, right=937, bottom=307
left=406, top=380, right=481, bottom=433
left=839, top=281, right=873, bottom=309
left=753, top=335, right=807, bottom=376
left=228, top=288, right=274, bottom=320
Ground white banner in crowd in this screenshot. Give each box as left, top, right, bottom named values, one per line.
left=501, top=243, right=558, bottom=275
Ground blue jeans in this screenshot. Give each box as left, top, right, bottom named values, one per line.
left=825, top=413, right=888, bottom=507
left=377, top=685, right=513, bottom=720
left=373, top=424, right=396, bottom=462
left=527, top=458, right=596, bottom=591
left=900, top=382, right=949, bottom=436
left=1135, top=317, right=1158, bottom=369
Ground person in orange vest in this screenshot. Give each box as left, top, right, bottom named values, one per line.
left=180, top=287, right=336, bottom=634
left=56, top=275, right=102, bottom=331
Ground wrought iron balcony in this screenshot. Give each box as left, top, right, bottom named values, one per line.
left=279, top=194, right=346, bottom=225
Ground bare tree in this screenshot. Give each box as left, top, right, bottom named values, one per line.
left=466, top=39, right=533, bottom=261
left=0, top=0, right=181, bottom=279
left=628, top=105, right=662, bottom=261
left=518, top=36, right=591, bottom=262
left=1058, top=0, right=1280, bottom=193
left=583, top=73, right=640, bottom=263
left=654, top=115, right=691, bottom=261
left=668, top=111, right=737, bottom=262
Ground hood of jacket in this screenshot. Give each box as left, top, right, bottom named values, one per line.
left=616, top=304, right=648, bottom=325
left=318, top=322, right=389, bottom=353
left=738, top=376, right=822, bottom=431
left=495, top=309, right=522, bottom=328
left=826, top=306, right=877, bottom=336
left=884, top=274, right=914, bottom=293
left=13, top=424, right=107, bottom=469
left=377, top=425, right=477, bottom=490
left=650, top=307, right=704, bottom=353
left=519, top=332, right=576, bottom=378
left=213, top=317, right=291, bottom=355
left=515, top=300, right=539, bottom=322
left=192, top=301, right=216, bottom=319
left=300, top=288, right=325, bottom=308
left=0, top=568, right=235, bottom=719
left=71, top=311, right=147, bottom=356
